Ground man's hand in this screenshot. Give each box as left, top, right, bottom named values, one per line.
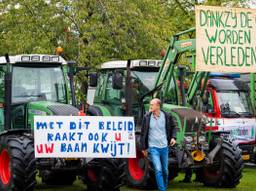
left=170, top=138, right=176, bottom=146
left=142, top=150, right=148, bottom=157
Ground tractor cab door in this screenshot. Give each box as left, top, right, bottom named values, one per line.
left=202, top=89, right=218, bottom=118
left=110, top=69, right=144, bottom=127
left=104, top=72, right=124, bottom=115
left=129, top=76, right=144, bottom=127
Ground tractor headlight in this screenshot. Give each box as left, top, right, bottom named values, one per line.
left=199, top=135, right=206, bottom=143
left=184, top=136, right=193, bottom=143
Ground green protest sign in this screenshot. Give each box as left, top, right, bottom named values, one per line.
left=195, top=6, right=256, bottom=73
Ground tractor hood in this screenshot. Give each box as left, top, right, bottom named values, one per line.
left=163, top=104, right=206, bottom=132
left=170, top=108, right=206, bottom=132
left=27, top=101, right=79, bottom=116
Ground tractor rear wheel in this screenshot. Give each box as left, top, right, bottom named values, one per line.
left=41, top=170, right=76, bottom=185
left=0, top=134, right=36, bottom=191
left=83, top=158, right=125, bottom=191
left=202, top=139, right=243, bottom=188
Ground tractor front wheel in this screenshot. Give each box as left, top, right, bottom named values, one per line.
left=83, top=158, right=125, bottom=191
left=202, top=139, right=243, bottom=188
left=0, top=134, right=36, bottom=191
left=125, top=148, right=156, bottom=189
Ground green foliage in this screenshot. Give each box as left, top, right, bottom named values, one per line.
left=0, top=0, right=250, bottom=65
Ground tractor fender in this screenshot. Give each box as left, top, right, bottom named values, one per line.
left=87, top=104, right=112, bottom=116
left=208, top=138, right=223, bottom=164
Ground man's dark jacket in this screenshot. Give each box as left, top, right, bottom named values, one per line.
left=140, top=110, right=176, bottom=150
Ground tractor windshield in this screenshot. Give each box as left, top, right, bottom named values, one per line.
left=12, top=66, right=67, bottom=104
left=217, top=91, right=253, bottom=118
left=131, top=71, right=158, bottom=93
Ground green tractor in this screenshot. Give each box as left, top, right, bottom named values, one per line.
left=0, top=54, right=124, bottom=191
left=87, top=30, right=243, bottom=189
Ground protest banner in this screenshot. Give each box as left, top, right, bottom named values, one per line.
left=34, top=116, right=136, bottom=158
left=195, top=6, right=256, bottom=73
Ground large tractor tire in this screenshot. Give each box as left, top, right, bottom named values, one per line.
left=125, top=148, right=156, bottom=189
left=41, top=170, right=76, bottom=185
left=125, top=133, right=158, bottom=189
left=202, top=139, right=243, bottom=188
left=83, top=158, right=125, bottom=191
left=0, top=134, right=36, bottom=191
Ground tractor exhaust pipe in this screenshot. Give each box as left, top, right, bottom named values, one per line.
left=125, top=60, right=132, bottom=116
left=4, top=54, right=12, bottom=130
left=68, top=61, right=77, bottom=107
left=178, top=66, right=186, bottom=106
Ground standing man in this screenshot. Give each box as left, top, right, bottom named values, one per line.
left=140, top=98, right=176, bottom=191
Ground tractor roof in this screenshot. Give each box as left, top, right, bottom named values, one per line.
left=208, top=78, right=249, bottom=91
left=0, top=54, right=67, bottom=64
left=101, top=59, right=161, bottom=69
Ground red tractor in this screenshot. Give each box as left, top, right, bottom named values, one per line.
left=198, top=73, right=256, bottom=162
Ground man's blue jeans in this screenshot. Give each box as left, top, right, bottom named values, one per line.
left=149, top=147, right=169, bottom=191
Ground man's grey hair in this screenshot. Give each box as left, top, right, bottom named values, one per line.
left=151, top=98, right=161, bottom=106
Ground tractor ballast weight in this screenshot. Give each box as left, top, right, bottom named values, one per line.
left=0, top=54, right=123, bottom=191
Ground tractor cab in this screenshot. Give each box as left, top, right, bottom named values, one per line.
left=201, top=73, right=256, bottom=161
left=202, top=73, right=254, bottom=118
left=88, top=59, right=161, bottom=125
left=0, top=54, right=79, bottom=132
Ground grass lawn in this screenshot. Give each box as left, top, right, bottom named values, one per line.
left=35, top=167, right=255, bottom=191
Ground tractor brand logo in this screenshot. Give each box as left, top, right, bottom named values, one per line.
left=230, top=126, right=255, bottom=140
left=231, top=128, right=249, bottom=137
left=181, top=42, right=192, bottom=48
left=207, top=118, right=220, bottom=126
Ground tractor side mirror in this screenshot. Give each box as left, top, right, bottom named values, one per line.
left=89, top=73, right=98, bottom=87
left=112, top=72, right=123, bottom=90
left=67, top=61, right=76, bottom=76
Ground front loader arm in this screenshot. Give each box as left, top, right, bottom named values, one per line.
left=186, top=71, right=209, bottom=105
left=154, top=28, right=197, bottom=102
left=154, top=27, right=210, bottom=106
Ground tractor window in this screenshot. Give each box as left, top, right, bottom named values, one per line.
left=12, top=66, right=67, bottom=104
left=217, top=91, right=253, bottom=117
left=165, top=77, right=178, bottom=105
left=94, top=73, right=105, bottom=99
left=105, top=74, right=122, bottom=102
left=131, top=71, right=158, bottom=93
left=130, top=70, right=158, bottom=103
